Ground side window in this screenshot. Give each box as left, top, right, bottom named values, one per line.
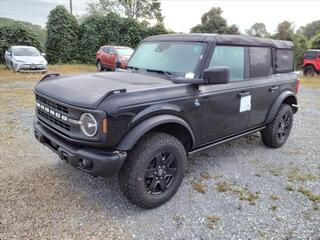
left=209, top=46, right=244, bottom=82
left=109, top=47, right=116, bottom=54
left=249, top=47, right=272, bottom=78
left=276, top=49, right=293, bottom=72
left=102, top=47, right=109, bottom=54
left=305, top=51, right=317, bottom=59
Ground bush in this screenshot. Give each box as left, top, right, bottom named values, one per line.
left=46, top=5, right=79, bottom=64
left=0, top=23, right=42, bottom=64
left=78, top=13, right=170, bottom=64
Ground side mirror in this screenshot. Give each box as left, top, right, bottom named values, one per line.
left=41, top=53, right=46, bottom=57
left=5, top=51, right=10, bottom=55
left=203, top=67, right=230, bottom=84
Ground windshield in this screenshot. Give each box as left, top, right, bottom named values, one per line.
left=127, top=41, right=206, bottom=76
left=12, top=47, right=40, bottom=56
left=117, top=48, right=134, bottom=56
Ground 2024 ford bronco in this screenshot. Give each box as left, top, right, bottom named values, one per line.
left=34, top=34, right=299, bottom=208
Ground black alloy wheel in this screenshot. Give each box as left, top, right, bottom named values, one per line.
left=144, top=151, right=177, bottom=195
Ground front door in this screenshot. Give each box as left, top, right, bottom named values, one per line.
left=200, top=45, right=250, bottom=143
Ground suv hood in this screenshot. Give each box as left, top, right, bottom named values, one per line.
left=35, top=71, right=175, bottom=109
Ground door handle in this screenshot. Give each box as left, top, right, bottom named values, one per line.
left=238, top=91, right=250, bottom=97
left=269, top=86, right=279, bottom=92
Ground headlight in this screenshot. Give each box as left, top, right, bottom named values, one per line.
left=80, top=113, right=98, bottom=137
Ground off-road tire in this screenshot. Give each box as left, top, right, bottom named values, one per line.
left=118, top=132, right=187, bottom=209
left=261, top=104, right=293, bottom=148
left=303, top=65, right=315, bottom=76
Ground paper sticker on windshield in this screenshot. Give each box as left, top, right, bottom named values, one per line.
left=240, top=95, right=251, bottom=112
left=185, top=72, right=195, bottom=79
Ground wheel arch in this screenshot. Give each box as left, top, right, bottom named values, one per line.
left=116, top=114, right=195, bottom=152
left=266, top=91, right=298, bottom=124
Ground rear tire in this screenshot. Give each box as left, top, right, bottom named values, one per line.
left=118, top=132, right=187, bottom=209
left=303, top=66, right=315, bottom=76
left=261, top=104, right=293, bottom=148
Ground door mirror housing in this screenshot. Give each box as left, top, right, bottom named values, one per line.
left=203, top=67, right=230, bottom=84
left=5, top=51, right=10, bottom=55
left=41, top=53, right=46, bottom=57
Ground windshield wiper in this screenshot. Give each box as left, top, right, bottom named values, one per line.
left=144, top=69, right=174, bottom=79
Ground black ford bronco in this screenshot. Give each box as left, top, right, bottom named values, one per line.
left=34, top=34, right=299, bottom=208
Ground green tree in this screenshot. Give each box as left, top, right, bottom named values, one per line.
left=298, top=20, right=320, bottom=39
left=88, top=0, right=163, bottom=23
left=273, top=21, right=294, bottom=41
left=293, top=33, right=308, bottom=68
left=46, top=5, right=79, bottom=63
left=245, top=23, right=270, bottom=38
left=191, top=7, right=239, bottom=34
left=310, top=31, right=320, bottom=49
left=0, top=23, right=42, bottom=64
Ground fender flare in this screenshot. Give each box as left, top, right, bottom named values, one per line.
left=116, top=114, right=195, bottom=151
left=266, top=91, right=297, bottom=124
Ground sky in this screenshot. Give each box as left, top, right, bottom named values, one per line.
left=0, top=0, right=319, bottom=34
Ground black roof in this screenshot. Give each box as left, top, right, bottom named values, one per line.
left=143, top=33, right=293, bottom=49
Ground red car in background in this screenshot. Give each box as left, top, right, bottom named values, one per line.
left=96, top=45, right=134, bottom=71
left=302, top=49, right=320, bottom=76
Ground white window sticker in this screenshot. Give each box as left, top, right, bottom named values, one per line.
left=185, top=72, right=195, bottom=79
left=240, top=95, right=251, bottom=112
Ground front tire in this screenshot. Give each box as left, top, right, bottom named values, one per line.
left=96, top=60, right=104, bottom=71
left=261, top=104, right=293, bottom=148
left=303, top=66, right=315, bottom=76
left=118, top=132, right=187, bottom=209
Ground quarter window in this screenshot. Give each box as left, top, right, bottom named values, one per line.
left=209, top=46, right=244, bottom=82
left=276, top=49, right=293, bottom=72
left=249, top=47, right=272, bottom=78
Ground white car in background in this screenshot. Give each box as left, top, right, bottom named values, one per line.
left=5, top=46, right=48, bottom=72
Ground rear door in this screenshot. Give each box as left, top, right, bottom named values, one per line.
left=200, top=45, right=250, bottom=143
left=317, top=53, right=320, bottom=70
left=247, top=48, right=294, bottom=128
left=101, top=47, right=111, bottom=67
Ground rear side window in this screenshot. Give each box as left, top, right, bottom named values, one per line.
left=249, top=47, right=272, bottom=78
left=276, top=49, right=293, bottom=72
left=304, top=51, right=318, bottom=59
left=209, top=46, right=244, bottom=82
left=102, top=47, right=109, bottom=53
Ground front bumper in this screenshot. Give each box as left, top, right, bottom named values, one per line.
left=34, top=119, right=127, bottom=177
left=16, top=63, right=47, bottom=72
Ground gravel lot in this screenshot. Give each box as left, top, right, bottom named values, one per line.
left=0, top=74, right=319, bottom=240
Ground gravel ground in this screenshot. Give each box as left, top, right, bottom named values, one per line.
left=0, top=79, right=319, bottom=240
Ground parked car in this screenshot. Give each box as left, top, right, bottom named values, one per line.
left=5, top=46, right=48, bottom=72
left=302, top=49, right=320, bottom=76
left=33, top=34, right=298, bottom=208
left=96, top=45, right=134, bottom=71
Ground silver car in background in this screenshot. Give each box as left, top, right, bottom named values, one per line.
left=5, top=46, right=48, bottom=72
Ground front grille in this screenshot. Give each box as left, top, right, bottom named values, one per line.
left=36, top=95, right=69, bottom=114
left=38, top=109, right=70, bottom=131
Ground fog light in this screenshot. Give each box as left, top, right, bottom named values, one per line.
left=79, top=158, right=93, bottom=169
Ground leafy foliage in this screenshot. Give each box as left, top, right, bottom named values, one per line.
left=310, top=31, right=320, bottom=49
left=245, top=23, right=270, bottom=38
left=190, top=7, right=239, bottom=34
left=78, top=13, right=170, bottom=63
left=88, top=0, right=163, bottom=22
left=298, top=20, right=320, bottom=40
left=273, top=21, right=294, bottom=41
left=0, top=18, right=46, bottom=48
left=293, top=34, right=308, bottom=67
left=0, top=23, right=42, bottom=64
left=46, top=5, right=79, bottom=64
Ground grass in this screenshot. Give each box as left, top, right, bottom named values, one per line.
left=192, top=182, right=206, bottom=194
left=207, top=215, right=220, bottom=229
left=270, top=194, right=280, bottom=201
left=216, top=181, right=259, bottom=205
left=299, top=76, right=320, bottom=89
left=287, top=168, right=318, bottom=182
left=0, top=64, right=96, bottom=84
left=297, top=187, right=320, bottom=202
